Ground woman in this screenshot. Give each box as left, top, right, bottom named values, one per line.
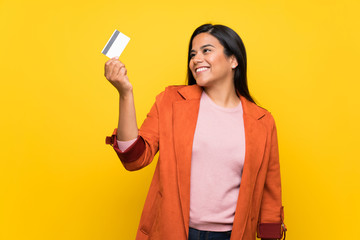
left=104, top=24, right=286, bottom=240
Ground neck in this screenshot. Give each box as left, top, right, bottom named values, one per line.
left=203, top=82, right=240, bottom=108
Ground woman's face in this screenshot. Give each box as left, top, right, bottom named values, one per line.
left=189, top=33, right=237, bottom=88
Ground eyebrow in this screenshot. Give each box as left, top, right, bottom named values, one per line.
left=190, top=44, right=215, bottom=53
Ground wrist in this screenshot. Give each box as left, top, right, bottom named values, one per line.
left=118, top=88, right=133, bottom=100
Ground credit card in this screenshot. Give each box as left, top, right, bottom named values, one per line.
left=101, top=30, right=130, bottom=58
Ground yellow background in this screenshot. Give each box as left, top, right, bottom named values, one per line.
left=1, top=0, right=359, bottom=239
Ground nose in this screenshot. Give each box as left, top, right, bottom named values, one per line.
left=192, top=53, right=203, bottom=64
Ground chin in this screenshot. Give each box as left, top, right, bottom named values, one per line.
left=194, top=78, right=210, bottom=87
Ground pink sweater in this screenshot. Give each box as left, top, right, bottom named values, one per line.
left=117, top=91, right=245, bottom=232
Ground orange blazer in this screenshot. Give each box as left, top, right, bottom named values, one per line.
left=106, top=85, right=285, bottom=240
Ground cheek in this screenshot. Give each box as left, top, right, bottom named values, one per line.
left=189, top=61, right=194, bottom=70
left=206, top=55, right=221, bottom=69
left=213, top=56, right=231, bottom=71
left=188, top=62, right=196, bottom=77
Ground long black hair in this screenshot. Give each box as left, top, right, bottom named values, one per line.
left=187, top=24, right=255, bottom=103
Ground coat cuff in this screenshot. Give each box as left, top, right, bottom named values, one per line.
left=257, top=223, right=282, bottom=239
left=258, top=206, right=286, bottom=239
left=106, top=128, right=146, bottom=163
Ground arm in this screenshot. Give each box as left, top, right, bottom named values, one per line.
left=117, top=91, right=138, bottom=141
left=104, top=57, right=138, bottom=141
left=106, top=91, right=164, bottom=171
left=104, top=57, right=147, bottom=170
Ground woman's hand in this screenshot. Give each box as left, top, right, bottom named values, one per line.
left=104, top=57, right=133, bottom=96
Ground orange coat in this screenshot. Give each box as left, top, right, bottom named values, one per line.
left=106, top=85, right=285, bottom=240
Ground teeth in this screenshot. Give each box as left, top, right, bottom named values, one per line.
left=196, top=67, right=208, bottom=73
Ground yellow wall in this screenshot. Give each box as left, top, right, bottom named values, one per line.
left=1, top=0, right=359, bottom=239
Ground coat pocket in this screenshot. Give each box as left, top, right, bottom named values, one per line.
left=140, top=191, right=162, bottom=236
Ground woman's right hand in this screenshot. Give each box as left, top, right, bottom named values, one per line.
left=104, top=57, right=133, bottom=96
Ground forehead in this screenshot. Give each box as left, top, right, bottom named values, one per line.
left=191, top=32, right=222, bottom=49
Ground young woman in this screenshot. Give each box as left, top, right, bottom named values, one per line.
left=104, top=24, right=286, bottom=240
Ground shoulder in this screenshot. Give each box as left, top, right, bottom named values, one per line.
left=154, top=85, right=185, bottom=99
left=156, top=85, right=187, bottom=96
left=155, top=85, right=200, bottom=102
left=258, top=106, right=277, bottom=131
left=164, top=85, right=193, bottom=95
left=151, top=85, right=187, bottom=108
left=241, top=96, right=276, bottom=128
left=164, top=85, right=188, bottom=91
left=257, top=104, right=276, bottom=128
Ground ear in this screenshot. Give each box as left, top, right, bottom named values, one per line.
left=230, top=55, right=238, bottom=69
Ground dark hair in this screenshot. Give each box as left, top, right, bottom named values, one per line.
left=187, top=24, right=255, bottom=103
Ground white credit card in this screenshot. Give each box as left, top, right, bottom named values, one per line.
left=101, top=30, right=130, bottom=58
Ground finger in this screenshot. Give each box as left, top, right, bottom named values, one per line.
left=115, top=60, right=125, bottom=68
left=105, top=62, right=111, bottom=79
left=104, top=60, right=110, bottom=76
left=108, top=62, right=118, bottom=79
left=109, top=61, right=121, bottom=78
left=105, top=59, right=115, bottom=77
left=111, top=64, right=123, bottom=80
left=105, top=59, right=125, bottom=79
left=111, top=60, right=126, bottom=77
left=118, top=67, right=127, bottom=78
left=109, top=60, right=124, bottom=78
left=105, top=58, right=116, bottom=67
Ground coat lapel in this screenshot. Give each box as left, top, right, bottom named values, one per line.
left=172, top=85, right=202, bottom=236
left=231, top=95, right=267, bottom=239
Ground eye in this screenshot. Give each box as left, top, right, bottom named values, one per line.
left=203, top=48, right=211, bottom=54
left=190, top=53, right=195, bottom=58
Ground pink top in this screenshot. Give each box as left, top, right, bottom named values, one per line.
left=116, top=138, right=137, bottom=150
left=117, top=91, right=245, bottom=232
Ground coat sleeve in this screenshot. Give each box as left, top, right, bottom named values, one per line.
left=105, top=91, right=164, bottom=171
left=257, top=115, right=287, bottom=240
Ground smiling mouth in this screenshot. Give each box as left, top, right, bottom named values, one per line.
left=195, top=67, right=209, bottom=73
